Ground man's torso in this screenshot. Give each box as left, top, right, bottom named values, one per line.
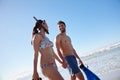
left=59, top=34, right=74, bottom=57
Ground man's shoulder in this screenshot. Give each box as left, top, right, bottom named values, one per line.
left=56, top=34, right=63, bottom=41
left=56, top=34, right=61, bottom=38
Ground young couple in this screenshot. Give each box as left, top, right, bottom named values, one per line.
left=31, top=19, right=85, bottom=80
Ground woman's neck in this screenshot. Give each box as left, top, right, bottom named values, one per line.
left=40, top=30, right=45, bottom=38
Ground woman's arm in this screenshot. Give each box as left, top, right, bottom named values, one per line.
left=52, top=48, right=62, bottom=64
left=32, top=34, right=41, bottom=79
left=52, top=48, right=68, bottom=68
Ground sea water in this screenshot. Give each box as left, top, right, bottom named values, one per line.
left=16, top=43, right=120, bottom=80
left=82, top=45, right=120, bottom=75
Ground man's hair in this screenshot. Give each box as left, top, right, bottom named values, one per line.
left=57, top=21, right=66, bottom=26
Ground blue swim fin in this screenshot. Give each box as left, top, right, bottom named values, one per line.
left=80, top=64, right=100, bottom=80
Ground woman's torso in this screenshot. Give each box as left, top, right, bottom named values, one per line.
left=33, top=34, right=55, bottom=66
left=39, top=36, right=55, bottom=65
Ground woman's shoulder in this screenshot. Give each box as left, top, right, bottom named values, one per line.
left=33, top=33, right=42, bottom=40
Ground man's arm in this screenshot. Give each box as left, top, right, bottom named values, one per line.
left=56, top=35, right=67, bottom=68
left=69, top=36, right=83, bottom=64
left=73, top=48, right=83, bottom=64
left=56, top=35, right=64, bottom=61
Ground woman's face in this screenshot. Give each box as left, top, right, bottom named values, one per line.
left=42, top=20, right=48, bottom=30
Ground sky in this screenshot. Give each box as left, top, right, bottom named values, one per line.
left=0, top=0, right=120, bottom=80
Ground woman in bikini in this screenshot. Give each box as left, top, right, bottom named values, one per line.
left=32, top=19, right=64, bottom=80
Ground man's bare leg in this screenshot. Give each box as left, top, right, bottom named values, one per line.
left=75, top=72, right=85, bottom=80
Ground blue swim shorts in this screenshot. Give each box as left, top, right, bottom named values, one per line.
left=65, top=55, right=81, bottom=75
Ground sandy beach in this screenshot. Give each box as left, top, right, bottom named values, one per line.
left=100, top=69, right=120, bottom=80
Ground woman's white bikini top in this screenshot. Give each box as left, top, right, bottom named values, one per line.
left=39, top=36, right=53, bottom=49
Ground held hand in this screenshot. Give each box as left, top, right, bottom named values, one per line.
left=32, top=72, right=39, bottom=80
left=62, top=60, right=67, bottom=69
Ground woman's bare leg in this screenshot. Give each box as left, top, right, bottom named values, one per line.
left=47, top=69, right=63, bottom=80
left=42, top=66, right=64, bottom=80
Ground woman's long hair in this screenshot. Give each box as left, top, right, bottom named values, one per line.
left=31, top=20, right=43, bottom=45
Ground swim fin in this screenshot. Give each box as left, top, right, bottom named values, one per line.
left=80, top=64, right=100, bottom=80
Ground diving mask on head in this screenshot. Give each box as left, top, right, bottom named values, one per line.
left=33, top=16, right=49, bottom=34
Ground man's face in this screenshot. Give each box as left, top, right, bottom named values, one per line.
left=58, top=23, right=66, bottom=33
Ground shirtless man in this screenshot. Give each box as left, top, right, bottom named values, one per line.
left=56, top=21, right=85, bottom=80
